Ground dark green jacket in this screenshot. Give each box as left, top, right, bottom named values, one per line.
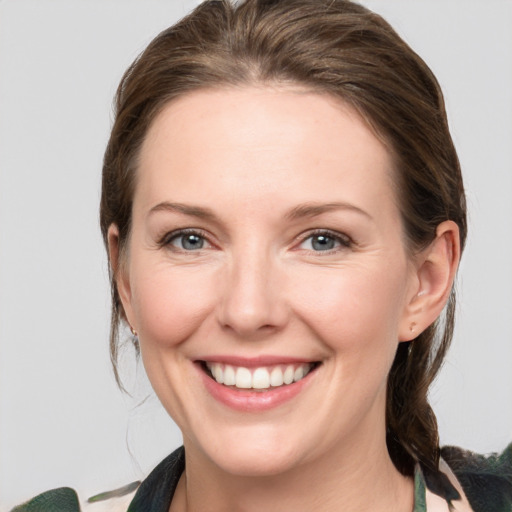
left=11, top=444, right=512, bottom=512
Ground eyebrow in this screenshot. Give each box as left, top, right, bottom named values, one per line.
left=285, top=202, right=373, bottom=221
left=148, top=200, right=372, bottom=222
left=148, top=201, right=220, bottom=221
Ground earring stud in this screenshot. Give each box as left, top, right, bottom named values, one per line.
left=130, top=326, right=138, bottom=337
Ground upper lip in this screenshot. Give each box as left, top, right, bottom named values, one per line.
left=196, top=355, right=319, bottom=367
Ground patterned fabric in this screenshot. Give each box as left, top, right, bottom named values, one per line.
left=10, top=487, right=81, bottom=512
left=442, top=444, right=512, bottom=512
left=126, top=447, right=184, bottom=512
left=414, top=465, right=428, bottom=512
left=11, top=444, right=512, bottom=511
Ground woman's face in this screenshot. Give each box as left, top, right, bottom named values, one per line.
left=116, top=87, right=420, bottom=476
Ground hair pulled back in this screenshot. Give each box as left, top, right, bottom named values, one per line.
left=100, top=0, right=467, bottom=477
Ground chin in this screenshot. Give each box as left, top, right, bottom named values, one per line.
left=192, top=425, right=309, bottom=478
left=214, top=448, right=303, bottom=478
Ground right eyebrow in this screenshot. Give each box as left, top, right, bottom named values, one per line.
left=147, top=201, right=220, bottom=222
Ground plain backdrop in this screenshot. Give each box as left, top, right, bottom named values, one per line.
left=0, top=0, right=511, bottom=509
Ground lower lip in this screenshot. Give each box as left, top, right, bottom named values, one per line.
left=196, top=363, right=317, bottom=412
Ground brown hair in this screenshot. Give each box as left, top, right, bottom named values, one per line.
left=100, top=0, right=467, bottom=477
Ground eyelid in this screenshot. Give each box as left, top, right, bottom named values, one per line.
left=295, top=229, right=353, bottom=251
left=158, top=228, right=214, bottom=250
left=157, top=227, right=352, bottom=253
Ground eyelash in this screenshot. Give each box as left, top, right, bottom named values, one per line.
left=158, top=228, right=353, bottom=254
left=296, top=229, right=353, bottom=254
left=159, top=229, right=212, bottom=251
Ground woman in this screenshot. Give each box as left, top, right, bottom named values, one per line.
left=12, top=0, right=511, bottom=511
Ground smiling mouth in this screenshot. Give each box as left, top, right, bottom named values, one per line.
left=200, top=361, right=320, bottom=391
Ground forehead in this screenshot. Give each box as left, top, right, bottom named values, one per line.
left=136, top=86, right=398, bottom=218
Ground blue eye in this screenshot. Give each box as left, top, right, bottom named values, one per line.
left=169, top=232, right=206, bottom=251
left=309, top=234, right=337, bottom=251
left=300, top=231, right=349, bottom=252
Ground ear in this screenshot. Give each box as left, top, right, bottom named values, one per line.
left=399, top=220, right=461, bottom=341
left=107, top=224, right=136, bottom=330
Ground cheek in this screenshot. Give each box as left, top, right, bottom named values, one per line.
left=129, top=262, right=218, bottom=347
left=289, top=263, right=408, bottom=353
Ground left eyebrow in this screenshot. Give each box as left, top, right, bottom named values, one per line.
left=285, top=202, right=373, bottom=221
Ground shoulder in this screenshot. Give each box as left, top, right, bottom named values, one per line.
left=10, top=482, right=140, bottom=512
left=10, top=487, right=81, bottom=512
left=441, top=443, right=512, bottom=512
left=9, top=447, right=185, bottom=512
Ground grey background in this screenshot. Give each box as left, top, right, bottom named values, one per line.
left=0, top=0, right=511, bottom=509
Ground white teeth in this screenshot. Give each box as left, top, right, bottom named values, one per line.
left=252, top=368, right=270, bottom=389
left=235, top=367, right=252, bottom=389
left=283, top=365, right=294, bottom=385
left=270, top=366, right=284, bottom=387
left=206, top=362, right=314, bottom=390
left=293, top=366, right=305, bottom=382
left=213, top=364, right=224, bottom=384
left=223, top=365, right=236, bottom=386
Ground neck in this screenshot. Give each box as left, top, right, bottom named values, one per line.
left=173, top=426, right=414, bottom=512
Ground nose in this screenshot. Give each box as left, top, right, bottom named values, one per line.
left=217, top=246, right=289, bottom=339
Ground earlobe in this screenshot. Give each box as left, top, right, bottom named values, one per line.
left=399, top=221, right=460, bottom=341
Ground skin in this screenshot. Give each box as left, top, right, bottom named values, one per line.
left=109, top=86, right=460, bottom=511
